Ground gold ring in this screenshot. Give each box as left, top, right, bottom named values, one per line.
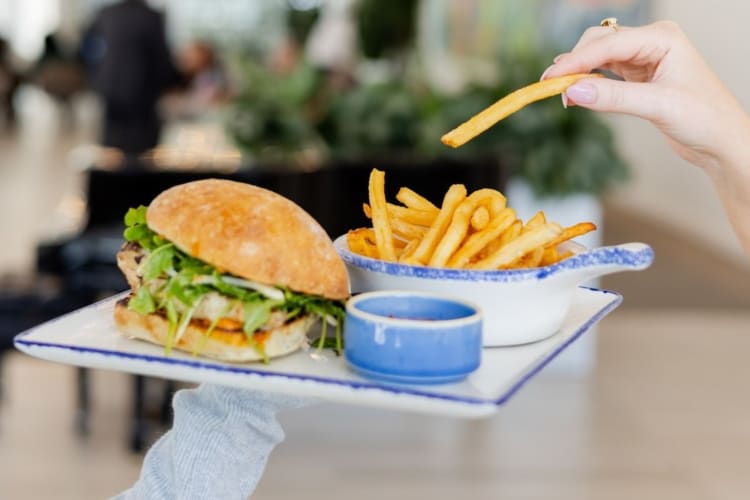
left=600, top=17, right=619, bottom=31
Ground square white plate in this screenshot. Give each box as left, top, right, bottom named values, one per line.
left=14, top=287, right=620, bottom=419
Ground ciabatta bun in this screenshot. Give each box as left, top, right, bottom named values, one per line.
left=146, top=179, right=349, bottom=300
left=114, top=298, right=314, bottom=362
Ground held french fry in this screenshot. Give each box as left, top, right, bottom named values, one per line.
left=368, top=169, right=397, bottom=262
left=396, top=187, right=439, bottom=213
left=441, top=73, right=604, bottom=148
left=412, top=184, right=467, bottom=265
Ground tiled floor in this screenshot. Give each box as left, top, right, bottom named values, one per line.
left=1, top=90, right=749, bottom=499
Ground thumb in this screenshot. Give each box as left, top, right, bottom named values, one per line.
left=564, top=77, right=663, bottom=122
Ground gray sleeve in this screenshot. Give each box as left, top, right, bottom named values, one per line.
left=112, top=384, right=312, bottom=500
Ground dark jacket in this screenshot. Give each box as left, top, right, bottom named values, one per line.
left=85, top=0, right=181, bottom=153
left=88, top=0, right=179, bottom=110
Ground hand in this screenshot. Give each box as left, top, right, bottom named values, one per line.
left=542, top=20, right=750, bottom=173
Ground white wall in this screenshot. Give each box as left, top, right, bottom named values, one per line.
left=606, top=0, right=750, bottom=268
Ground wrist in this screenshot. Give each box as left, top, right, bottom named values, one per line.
left=705, top=115, right=750, bottom=257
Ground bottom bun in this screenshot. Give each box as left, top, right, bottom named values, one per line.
left=114, top=299, right=315, bottom=362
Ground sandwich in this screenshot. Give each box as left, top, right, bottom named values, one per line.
left=114, top=179, right=350, bottom=362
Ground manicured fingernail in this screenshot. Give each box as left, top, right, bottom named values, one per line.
left=553, top=53, right=566, bottom=63
left=540, top=64, right=555, bottom=81
left=565, top=83, right=597, bottom=104
left=561, top=93, right=568, bottom=108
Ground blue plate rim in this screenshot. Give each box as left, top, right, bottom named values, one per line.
left=13, top=287, right=622, bottom=408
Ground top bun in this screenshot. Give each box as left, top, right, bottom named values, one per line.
left=146, top=179, right=349, bottom=300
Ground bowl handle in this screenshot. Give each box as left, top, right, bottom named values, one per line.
left=542, top=242, right=655, bottom=282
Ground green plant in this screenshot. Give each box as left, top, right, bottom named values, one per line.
left=225, top=13, right=628, bottom=197
left=225, top=59, right=326, bottom=164
left=356, top=0, right=418, bottom=59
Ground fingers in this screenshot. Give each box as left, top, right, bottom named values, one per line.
left=563, top=77, right=665, bottom=121
left=543, top=22, right=675, bottom=81
left=571, top=24, right=630, bottom=52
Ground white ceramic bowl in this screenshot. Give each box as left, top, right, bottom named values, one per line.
left=334, top=235, right=654, bottom=346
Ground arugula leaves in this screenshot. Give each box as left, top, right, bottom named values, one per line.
left=129, top=286, right=156, bottom=315
left=122, top=205, right=346, bottom=359
left=124, top=206, right=166, bottom=251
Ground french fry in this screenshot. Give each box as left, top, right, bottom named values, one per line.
left=557, top=250, right=574, bottom=262
left=347, top=229, right=379, bottom=258
left=470, top=206, right=490, bottom=231
left=540, top=246, right=559, bottom=267
left=479, top=219, right=523, bottom=261
left=368, top=169, right=397, bottom=262
left=412, top=184, right=467, bottom=265
left=447, top=208, right=516, bottom=268
left=390, top=217, right=428, bottom=241
left=470, top=223, right=562, bottom=270
left=396, top=187, right=439, bottom=213
left=522, top=211, right=547, bottom=233
left=363, top=203, right=428, bottom=241
left=441, top=73, right=604, bottom=148
left=485, top=191, right=507, bottom=217
left=387, top=204, right=436, bottom=226
left=519, top=247, right=544, bottom=268
left=398, top=238, right=421, bottom=264
left=429, top=189, right=505, bottom=267
left=498, top=219, right=523, bottom=246
left=364, top=202, right=438, bottom=227
left=544, top=222, right=597, bottom=249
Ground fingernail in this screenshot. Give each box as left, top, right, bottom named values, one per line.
left=561, top=93, right=568, bottom=108
left=553, top=53, right=566, bottom=63
left=565, top=83, right=597, bottom=104
left=540, top=64, right=555, bottom=81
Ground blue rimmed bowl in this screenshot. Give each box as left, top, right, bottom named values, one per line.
left=344, top=291, right=482, bottom=384
left=334, top=236, right=654, bottom=346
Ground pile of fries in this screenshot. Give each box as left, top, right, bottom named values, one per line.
left=347, top=169, right=596, bottom=270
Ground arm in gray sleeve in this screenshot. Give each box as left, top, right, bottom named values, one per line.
left=112, top=384, right=312, bottom=500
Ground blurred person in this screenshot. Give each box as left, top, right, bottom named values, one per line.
left=30, top=33, right=86, bottom=126
left=179, top=40, right=230, bottom=105
left=0, top=37, right=20, bottom=129
left=116, top=20, right=750, bottom=500
left=84, top=0, right=181, bottom=158
left=163, top=40, right=230, bottom=120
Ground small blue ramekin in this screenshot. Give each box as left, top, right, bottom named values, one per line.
left=344, top=291, right=483, bottom=385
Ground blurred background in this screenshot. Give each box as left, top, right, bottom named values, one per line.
left=1, top=0, right=749, bottom=499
